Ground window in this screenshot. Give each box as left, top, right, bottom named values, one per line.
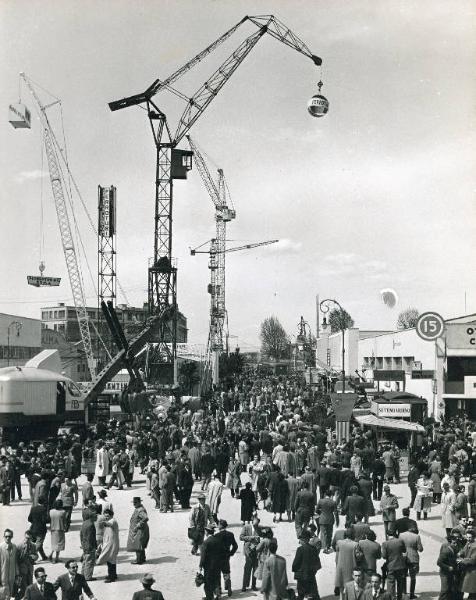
left=58, top=310, right=65, bottom=318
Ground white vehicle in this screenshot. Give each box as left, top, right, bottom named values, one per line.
left=0, top=366, right=84, bottom=442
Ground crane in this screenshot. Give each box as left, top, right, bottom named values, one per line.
left=191, top=238, right=278, bottom=389
left=15, top=73, right=96, bottom=379
left=108, top=15, right=325, bottom=385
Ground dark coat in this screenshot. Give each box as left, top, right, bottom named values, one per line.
left=132, top=589, right=165, bottom=600
left=239, top=487, right=257, bottom=522
left=382, top=537, right=406, bottom=572
left=272, top=478, right=289, bottom=514
left=292, top=542, right=321, bottom=580
left=342, top=494, right=365, bottom=523
left=437, top=542, right=457, bottom=573
left=28, top=504, right=49, bottom=537
left=24, top=582, right=57, bottom=600
left=200, top=534, right=223, bottom=573
left=53, top=573, right=93, bottom=600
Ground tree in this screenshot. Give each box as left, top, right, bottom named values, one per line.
left=328, top=308, right=354, bottom=333
left=397, top=307, right=419, bottom=330
left=178, top=360, right=200, bottom=395
left=260, top=316, right=289, bottom=360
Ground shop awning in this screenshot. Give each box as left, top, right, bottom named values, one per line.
left=354, top=413, right=425, bottom=432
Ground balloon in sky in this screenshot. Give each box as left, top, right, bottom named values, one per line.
left=380, top=288, right=399, bottom=308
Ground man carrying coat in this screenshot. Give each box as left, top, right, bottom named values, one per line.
left=292, top=529, right=321, bottom=600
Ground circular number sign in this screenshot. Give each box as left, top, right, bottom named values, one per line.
left=416, top=311, right=445, bottom=341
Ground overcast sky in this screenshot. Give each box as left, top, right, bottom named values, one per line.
left=1, top=0, right=474, bottom=350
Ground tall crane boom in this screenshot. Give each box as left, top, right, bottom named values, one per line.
left=19, top=73, right=95, bottom=379
left=108, top=15, right=324, bottom=385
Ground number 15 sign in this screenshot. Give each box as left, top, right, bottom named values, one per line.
left=416, top=311, right=445, bottom=341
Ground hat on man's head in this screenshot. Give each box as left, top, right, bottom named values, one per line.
left=299, top=529, right=311, bottom=541
left=205, top=524, right=216, bottom=533
left=383, top=484, right=390, bottom=491
left=141, top=573, right=155, bottom=585
left=197, top=493, right=206, bottom=500
left=132, top=496, right=142, bottom=503
left=98, top=490, right=108, bottom=498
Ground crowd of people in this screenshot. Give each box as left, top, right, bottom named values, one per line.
left=0, top=370, right=476, bottom=600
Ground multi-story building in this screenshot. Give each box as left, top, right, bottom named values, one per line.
left=41, top=302, right=188, bottom=345
left=0, top=313, right=42, bottom=368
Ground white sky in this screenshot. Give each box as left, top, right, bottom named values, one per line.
left=1, top=0, right=474, bottom=350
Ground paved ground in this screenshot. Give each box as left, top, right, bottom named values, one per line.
left=2, top=472, right=448, bottom=599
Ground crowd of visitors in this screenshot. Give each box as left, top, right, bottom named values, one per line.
left=1, top=370, right=476, bottom=600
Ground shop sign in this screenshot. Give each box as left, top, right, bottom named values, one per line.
left=446, top=324, right=476, bottom=349
left=373, top=370, right=405, bottom=381
left=370, top=401, right=411, bottom=418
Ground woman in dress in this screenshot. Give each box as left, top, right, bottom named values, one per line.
left=97, top=508, right=120, bottom=583
left=48, top=499, right=66, bottom=563
left=414, top=472, right=433, bottom=520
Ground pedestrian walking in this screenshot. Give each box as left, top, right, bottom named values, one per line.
left=240, top=517, right=260, bottom=592
left=382, top=531, right=406, bottom=600
left=441, top=482, right=458, bottom=539
left=334, top=529, right=358, bottom=599
left=200, top=524, right=222, bottom=600
left=53, top=560, right=97, bottom=600
left=215, top=519, right=238, bottom=597
left=399, top=524, right=423, bottom=599
left=414, top=472, right=433, bottom=521
left=380, top=485, right=399, bottom=539
left=24, top=566, right=57, bottom=600
left=292, top=529, right=321, bottom=600
left=459, top=528, right=476, bottom=598
left=240, top=482, right=258, bottom=524
left=437, top=534, right=462, bottom=600
left=316, top=489, right=339, bottom=553
left=363, top=573, right=392, bottom=599
left=28, top=497, right=48, bottom=561
left=131, top=573, right=165, bottom=600
left=80, top=514, right=97, bottom=581
left=342, top=567, right=366, bottom=600
left=189, top=493, right=213, bottom=555
left=97, top=508, right=120, bottom=583
left=127, top=497, right=150, bottom=565
left=260, top=539, right=288, bottom=600
left=48, top=500, right=66, bottom=563
left=207, top=474, right=224, bottom=521
left=95, top=441, right=109, bottom=487
left=17, top=530, right=38, bottom=598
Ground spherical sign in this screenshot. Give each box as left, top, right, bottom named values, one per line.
left=307, top=94, right=329, bottom=117
left=416, top=311, right=445, bottom=341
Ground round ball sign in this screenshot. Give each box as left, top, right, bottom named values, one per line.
left=416, top=311, right=445, bottom=341
left=307, top=94, right=329, bottom=117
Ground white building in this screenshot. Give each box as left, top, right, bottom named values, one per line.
left=316, top=313, right=476, bottom=420
left=0, top=313, right=42, bottom=368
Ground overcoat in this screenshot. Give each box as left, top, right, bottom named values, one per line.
left=97, top=517, right=120, bottom=564
left=334, top=538, right=357, bottom=588
left=127, top=506, right=150, bottom=551
left=461, top=540, right=476, bottom=593
left=260, top=553, right=288, bottom=600
left=441, top=490, right=457, bottom=529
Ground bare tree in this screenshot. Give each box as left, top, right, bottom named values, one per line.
left=397, top=307, right=420, bottom=329
left=260, top=316, right=289, bottom=360
left=328, top=308, right=354, bottom=333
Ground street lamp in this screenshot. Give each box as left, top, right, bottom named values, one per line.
left=320, top=299, right=346, bottom=392
left=7, top=320, right=22, bottom=366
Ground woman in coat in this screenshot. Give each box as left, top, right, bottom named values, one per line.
left=126, top=497, right=149, bottom=564
left=227, top=457, right=242, bottom=498
left=272, top=473, right=289, bottom=523
left=441, top=482, right=457, bottom=538
left=460, top=528, right=476, bottom=597
left=255, top=529, right=276, bottom=582
left=240, top=482, right=258, bottom=524
left=48, top=499, right=66, bottom=563
left=97, top=508, right=120, bottom=583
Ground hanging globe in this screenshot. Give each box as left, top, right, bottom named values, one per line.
left=307, top=94, right=329, bottom=117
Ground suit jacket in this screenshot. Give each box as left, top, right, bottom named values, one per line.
left=343, top=494, right=365, bottom=522
left=28, top=504, right=49, bottom=537
left=437, top=542, right=457, bottom=574
left=54, top=573, right=93, bottom=600
left=394, top=516, right=418, bottom=536
left=260, top=553, right=288, bottom=599
left=381, top=538, right=406, bottom=572
left=292, top=542, right=320, bottom=580
left=24, top=581, right=57, bottom=600
left=363, top=587, right=392, bottom=600
left=200, top=534, right=224, bottom=572
left=399, top=531, right=423, bottom=564
left=343, top=581, right=366, bottom=600
left=131, top=589, right=165, bottom=600
left=316, top=497, right=337, bottom=525
left=358, top=539, right=381, bottom=572
left=215, top=529, right=238, bottom=559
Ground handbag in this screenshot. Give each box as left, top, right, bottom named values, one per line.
left=195, top=572, right=205, bottom=587
left=354, top=542, right=365, bottom=565
left=188, top=527, right=199, bottom=542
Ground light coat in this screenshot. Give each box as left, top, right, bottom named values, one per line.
left=260, top=553, right=288, bottom=600
left=441, top=490, right=457, bottom=529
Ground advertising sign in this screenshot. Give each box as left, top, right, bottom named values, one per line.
left=371, top=401, right=411, bottom=418
left=98, top=186, right=116, bottom=237
left=330, top=393, right=358, bottom=421
left=446, top=324, right=476, bottom=349
left=27, top=275, right=61, bottom=287
left=416, top=311, right=445, bottom=341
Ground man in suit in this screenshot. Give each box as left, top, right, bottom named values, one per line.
left=131, top=573, right=165, bottom=600
left=342, top=486, right=366, bottom=528
left=200, top=525, right=223, bottom=600
left=437, top=534, right=463, bottom=600
left=316, top=489, right=339, bottom=553
left=215, top=519, right=238, bottom=597
left=380, top=485, right=399, bottom=540
left=28, top=498, right=49, bottom=561
left=399, top=524, right=423, bottom=599
left=363, top=573, right=392, bottom=600
left=53, top=560, right=97, bottom=600
left=292, top=529, right=321, bottom=600
left=261, top=539, right=288, bottom=600
left=294, top=481, right=315, bottom=539
left=394, top=507, right=418, bottom=537
left=24, top=567, right=57, bottom=600
left=342, top=568, right=366, bottom=600
left=381, top=531, right=406, bottom=600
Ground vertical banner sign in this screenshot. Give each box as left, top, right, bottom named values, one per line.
left=330, top=393, right=358, bottom=443
left=98, top=186, right=116, bottom=237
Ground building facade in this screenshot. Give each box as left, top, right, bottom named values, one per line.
left=0, top=313, right=42, bottom=368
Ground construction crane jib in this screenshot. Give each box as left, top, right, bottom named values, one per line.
left=17, top=73, right=96, bottom=380
left=108, top=15, right=323, bottom=383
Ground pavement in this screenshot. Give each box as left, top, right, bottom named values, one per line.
left=2, top=472, right=449, bottom=600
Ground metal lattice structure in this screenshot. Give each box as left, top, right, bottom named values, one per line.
left=109, top=15, right=322, bottom=385
left=98, top=186, right=116, bottom=307
left=19, top=74, right=95, bottom=379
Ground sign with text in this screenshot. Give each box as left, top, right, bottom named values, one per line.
left=446, top=324, right=476, bottom=349
left=27, top=275, right=61, bottom=287
left=416, top=311, right=445, bottom=341
left=371, top=401, right=411, bottom=418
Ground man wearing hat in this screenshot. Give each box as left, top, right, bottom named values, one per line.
left=200, top=525, right=222, bottom=600
left=380, top=485, right=399, bottom=540
left=127, top=497, right=150, bottom=564
left=292, top=529, right=321, bottom=600
left=131, top=573, right=165, bottom=600
left=96, top=489, right=113, bottom=515
left=215, top=519, right=238, bottom=597
left=189, top=493, right=213, bottom=555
